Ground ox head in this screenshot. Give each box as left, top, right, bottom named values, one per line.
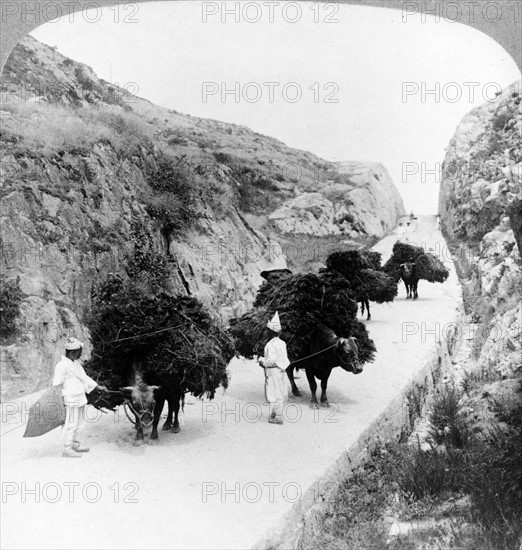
left=121, top=383, right=159, bottom=430
left=399, top=262, right=415, bottom=279
left=336, top=336, right=363, bottom=374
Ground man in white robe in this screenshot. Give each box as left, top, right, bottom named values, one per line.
left=52, top=337, right=106, bottom=457
left=259, top=312, right=290, bottom=425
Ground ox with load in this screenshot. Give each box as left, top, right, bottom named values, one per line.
left=230, top=269, right=376, bottom=408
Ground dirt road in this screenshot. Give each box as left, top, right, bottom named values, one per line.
left=0, top=215, right=461, bottom=550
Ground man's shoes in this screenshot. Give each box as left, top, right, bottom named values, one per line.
left=62, top=448, right=82, bottom=458
left=72, top=444, right=90, bottom=453
left=269, top=417, right=284, bottom=425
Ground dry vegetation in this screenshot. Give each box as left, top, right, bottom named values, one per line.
left=298, top=377, right=522, bottom=550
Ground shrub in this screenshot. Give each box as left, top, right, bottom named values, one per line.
left=398, top=439, right=469, bottom=502
left=142, top=150, right=197, bottom=235
left=427, top=385, right=469, bottom=448
left=0, top=274, right=22, bottom=338
left=125, top=224, right=173, bottom=291
left=467, top=391, right=522, bottom=538
left=210, top=152, right=278, bottom=212
left=213, top=151, right=233, bottom=165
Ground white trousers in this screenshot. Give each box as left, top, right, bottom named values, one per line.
left=63, top=405, right=87, bottom=449
left=264, top=369, right=288, bottom=419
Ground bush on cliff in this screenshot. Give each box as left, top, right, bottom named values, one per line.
left=212, top=150, right=279, bottom=212
left=0, top=275, right=22, bottom=339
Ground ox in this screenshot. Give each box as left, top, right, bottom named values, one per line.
left=399, top=262, right=419, bottom=300
left=121, top=370, right=184, bottom=446
left=286, top=327, right=362, bottom=408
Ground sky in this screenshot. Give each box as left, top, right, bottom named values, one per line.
left=30, top=1, right=521, bottom=214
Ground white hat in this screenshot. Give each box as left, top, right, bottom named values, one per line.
left=65, top=337, right=83, bottom=350
left=267, top=311, right=282, bottom=333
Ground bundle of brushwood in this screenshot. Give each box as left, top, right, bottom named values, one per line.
left=324, top=250, right=397, bottom=303
left=86, top=387, right=125, bottom=412
left=85, top=275, right=233, bottom=399
left=230, top=270, right=376, bottom=365
left=357, top=269, right=398, bottom=303
left=325, top=250, right=383, bottom=281
left=383, top=241, right=450, bottom=283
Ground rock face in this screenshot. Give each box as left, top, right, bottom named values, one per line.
left=337, top=161, right=406, bottom=237
left=439, top=80, right=522, bottom=244
left=269, top=162, right=405, bottom=239
left=438, top=80, right=522, bottom=380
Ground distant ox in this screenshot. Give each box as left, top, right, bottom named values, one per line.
left=399, top=262, right=419, bottom=300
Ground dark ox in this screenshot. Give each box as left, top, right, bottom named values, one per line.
left=121, top=374, right=183, bottom=446
left=399, top=262, right=419, bottom=300
left=286, top=327, right=362, bottom=408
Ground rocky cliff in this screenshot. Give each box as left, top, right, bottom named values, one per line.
left=439, top=80, right=521, bottom=380
left=269, top=162, right=404, bottom=239
left=0, top=37, right=404, bottom=400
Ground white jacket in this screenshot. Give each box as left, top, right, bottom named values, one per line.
left=263, top=337, right=290, bottom=371
left=52, top=356, right=97, bottom=406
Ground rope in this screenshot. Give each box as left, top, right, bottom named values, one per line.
left=123, top=399, right=154, bottom=429
left=108, top=322, right=189, bottom=343
left=1, top=423, right=26, bottom=437
left=289, top=343, right=337, bottom=366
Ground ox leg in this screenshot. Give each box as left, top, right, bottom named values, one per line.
left=405, top=282, right=411, bottom=299
left=162, top=393, right=173, bottom=431
left=171, top=391, right=181, bottom=434
left=133, top=424, right=145, bottom=446
left=320, top=377, right=330, bottom=408
left=413, top=281, right=419, bottom=300
left=360, top=300, right=365, bottom=318
left=286, top=366, right=301, bottom=397
left=306, top=370, right=319, bottom=408
left=150, top=394, right=165, bottom=445
left=365, top=299, right=371, bottom=321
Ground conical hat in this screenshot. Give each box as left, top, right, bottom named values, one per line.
left=267, top=311, right=282, bottom=332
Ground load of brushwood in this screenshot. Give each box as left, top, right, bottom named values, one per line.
left=84, top=274, right=233, bottom=399
left=324, top=250, right=398, bottom=303
left=383, top=241, right=450, bottom=283
left=325, top=250, right=383, bottom=280
left=229, top=270, right=376, bottom=365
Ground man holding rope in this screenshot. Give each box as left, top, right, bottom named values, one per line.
left=52, top=337, right=107, bottom=458
left=258, top=312, right=290, bottom=425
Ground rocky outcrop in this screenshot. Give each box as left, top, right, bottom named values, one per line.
left=337, top=161, right=406, bottom=237
left=269, top=162, right=405, bottom=239
left=438, top=80, right=522, bottom=380
left=471, top=218, right=521, bottom=379
left=439, top=80, right=521, bottom=244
